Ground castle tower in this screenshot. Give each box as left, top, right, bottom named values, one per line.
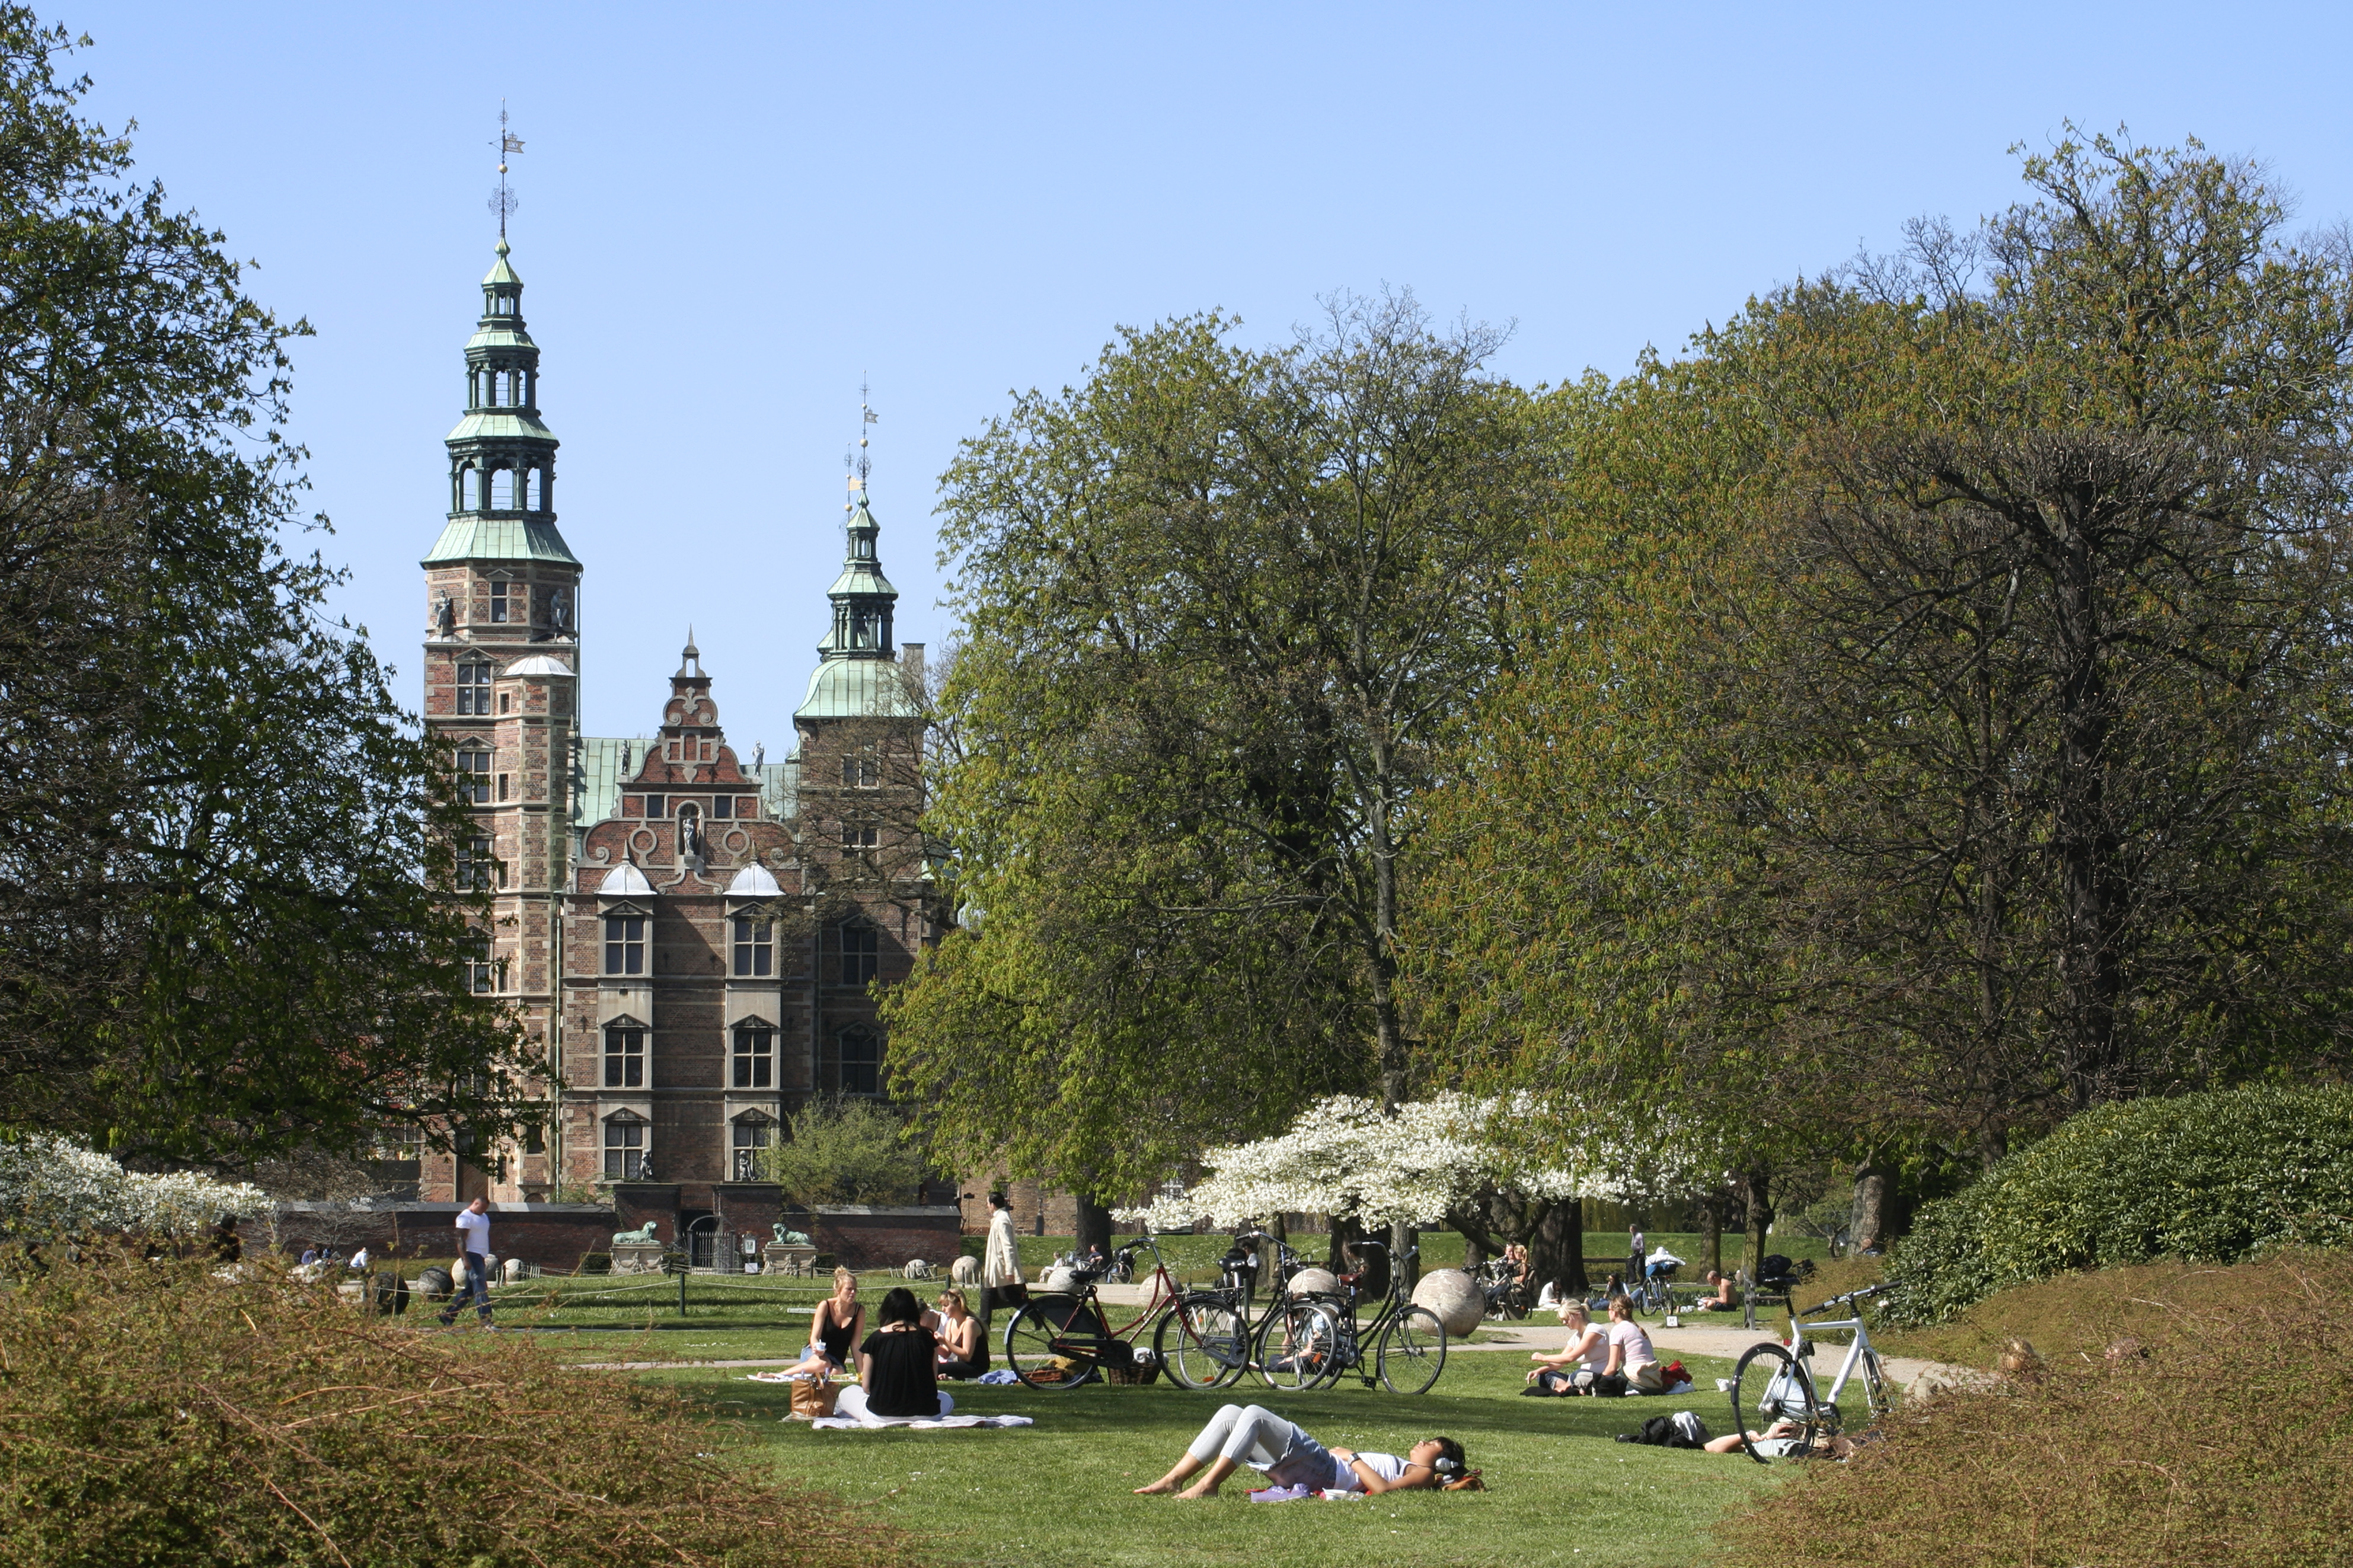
left=421, top=238, right=580, bottom=1203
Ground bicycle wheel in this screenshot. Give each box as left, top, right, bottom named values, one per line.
left=1859, top=1347, right=1894, bottom=1419
left=1254, top=1301, right=1344, bottom=1391
left=1156, top=1294, right=1248, bottom=1390
left=1376, top=1305, right=1448, bottom=1394
left=1003, top=1297, right=1099, bottom=1391
left=1727, top=1342, right=1821, bottom=1463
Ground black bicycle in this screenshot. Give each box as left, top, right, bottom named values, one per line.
left=1275, top=1240, right=1450, bottom=1395
left=1155, top=1230, right=1329, bottom=1392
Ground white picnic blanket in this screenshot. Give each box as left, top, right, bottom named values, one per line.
left=809, top=1413, right=1035, bottom=1431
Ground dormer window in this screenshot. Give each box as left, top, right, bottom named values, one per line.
left=456, top=657, right=491, bottom=715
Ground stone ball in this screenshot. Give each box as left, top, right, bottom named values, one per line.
left=1412, top=1268, right=1486, bottom=1336
left=1286, top=1266, right=1343, bottom=1298
left=1042, top=1264, right=1087, bottom=1292
left=950, top=1254, right=982, bottom=1286
left=902, top=1259, right=934, bottom=1280
left=414, top=1266, right=454, bottom=1303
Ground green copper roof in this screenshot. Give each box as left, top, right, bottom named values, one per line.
left=467, top=325, right=538, bottom=353
left=794, top=655, right=921, bottom=720
left=447, top=410, right=557, bottom=443
left=421, top=515, right=580, bottom=566
left=485, top=240, right=521, bottom=288
left=572, top=736, right=799, bottom=829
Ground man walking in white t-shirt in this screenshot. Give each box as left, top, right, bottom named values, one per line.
left=439, top=1197, right=495, bottom=1328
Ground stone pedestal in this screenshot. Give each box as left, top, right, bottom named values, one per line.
left=764, top=1243, right=816, bottom=1278
left=611, top=1241, right=668, bottom=1276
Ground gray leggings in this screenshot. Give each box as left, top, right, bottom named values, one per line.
left=1187, top=1404, right=1338, bottom=1489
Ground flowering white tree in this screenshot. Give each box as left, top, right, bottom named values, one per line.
left=0, top=1135, right=267, bottom=1238
left=1120, top=1093, right=1740, bottom=1288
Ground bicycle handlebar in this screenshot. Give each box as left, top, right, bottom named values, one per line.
left=1798, top=1283, right=1886, bottom=1318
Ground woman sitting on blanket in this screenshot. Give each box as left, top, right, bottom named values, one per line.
left=1135, top=1404, right=1470, bottom=1497
left=778, top=1267, right=866, bottom=1384
left=927, top=1288, right=988, bottom=1379
left=1526, top=1301, right=1612, bottom=1394
left=835, top=1286, right=954, bottom=1421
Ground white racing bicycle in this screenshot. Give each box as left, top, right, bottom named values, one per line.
left=1723, top=1283, right=1894, bottom=1462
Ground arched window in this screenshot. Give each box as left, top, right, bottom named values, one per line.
left=506, top=369, right=524, bottom=405
left=732, top=1020, right=774, bottom=1088
left=730, top=1114, right=773, bottom=1181
left=455, top=657, right=491, bottom=715
left=602, top=1113, right=648, bottom=1181
left=602, top=1019, right=646, bottom=1088
left=835, top=1026, right=880, bottom=1097
left=490, top=468, right=515, bottom=509
left=460, top=465, right=480, bottom=510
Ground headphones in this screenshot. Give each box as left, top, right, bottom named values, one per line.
left=1432, top=1454, right=1462, bottom=1476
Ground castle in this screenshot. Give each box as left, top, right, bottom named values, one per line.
left=408, top=237, right=939, bottom=1248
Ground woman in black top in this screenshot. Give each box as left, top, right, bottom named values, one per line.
left=837, top=1287, right=952, bottom=1421
left=778, top=1267, right=864, bottom=1384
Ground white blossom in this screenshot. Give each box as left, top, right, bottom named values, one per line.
left=1120, top=1092, right=1739, bottom=1231
left=0, top=1135, right=267, bottom=1238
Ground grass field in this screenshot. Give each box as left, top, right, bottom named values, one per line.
left=637, top=1335, right=1783, bottom=1568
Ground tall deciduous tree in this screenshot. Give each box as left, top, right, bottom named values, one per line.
left=884, top=295, right=1542, bottom=1205
left=1417, top=130, right=2353, bottom=1184
left=0, top=14, right=530, bottom=1164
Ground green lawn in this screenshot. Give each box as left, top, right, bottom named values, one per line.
left=643, top=1339, right=1783, bottom=1568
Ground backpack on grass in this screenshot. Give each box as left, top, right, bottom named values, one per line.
left=1615, top=1411, right=1709, bottom=1449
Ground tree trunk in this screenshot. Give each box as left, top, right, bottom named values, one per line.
left=1073, top=1192, right=1113, bottom=1262
left=1739, top=1170, right=1773, bottom=1278
left=1701, top=1192, right=1723, bottom=1276
left=1850, top=1162, right=1895, bottom=1254
left=1530, top=1198, right=1585, bottom=1297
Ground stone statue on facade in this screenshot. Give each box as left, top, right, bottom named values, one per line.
left=612, top=1222, right=659, bottom=1247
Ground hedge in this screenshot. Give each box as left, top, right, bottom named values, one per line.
left=1878, top=1084, right=2353, bottom=1326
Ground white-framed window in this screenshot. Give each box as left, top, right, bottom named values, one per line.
left=841, top=754, right=879, bottom=788
left=457, top=833, right=494, bottom=892
left=489, top=578, right=514, bottom=622
left=732, top=1021, right=774, bottom=1089
left=455, top=745, right=491, bottom=804
left=731, top=1115, right=772, bottom=1181
left=732, top=916, right=771, bottom=978
left=604, top=915, right=645, bottom=975
left=602, top=1020, right=645, bottom=1088
left=461, top=930, right=494, bottom=994
left=839, top=818, right=879, bottom=849
left=602, top=1113, right=648, bottom=1181
left=455, top=657, right=492, bottom=716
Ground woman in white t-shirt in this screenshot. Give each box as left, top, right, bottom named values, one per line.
left=1526, top=1302, right=1610, bottom=1394
left=1604, top=1296, right=1663, bottom=1391
left=1133, top=1404, right=1471, bottom=1497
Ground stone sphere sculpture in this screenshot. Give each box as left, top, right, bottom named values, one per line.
left=1412, top=1268, right=1486, bottom=1336
left=949, top=1253, right=982, bottom=1286
left=1286, top=1266, right=1343, bottom=1298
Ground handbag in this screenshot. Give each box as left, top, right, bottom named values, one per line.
left=788, top=1375, right=840, bottom=1420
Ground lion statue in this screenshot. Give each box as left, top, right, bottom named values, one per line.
left=611, top=1222, right=659, bottom=1247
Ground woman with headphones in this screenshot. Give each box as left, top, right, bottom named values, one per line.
left=1134, top=1403, right=1474, bottom=1497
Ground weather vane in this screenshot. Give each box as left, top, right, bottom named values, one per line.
left=845, top=379, right=877, bottom=514
left=489, top=101, right=524, bottom=238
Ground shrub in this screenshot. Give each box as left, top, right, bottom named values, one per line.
left=754, top=1097, right=930, bottom=1210
left=0, top=1249, right=899, bottom=1567
left=1716, top=1250, right=2353, bottom=1568
left=1879, top=1084, right=2353, bottom=1326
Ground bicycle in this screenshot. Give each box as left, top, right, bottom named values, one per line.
left=1474, top=1257, right=1530, bottom=1321
left=1155, top=1229, right=1313, bottom=1392
left=1274, top=1240, right=1450, bottom=1395
left=1724, top=1284, right=1894, bottom=1462
left=1001, top=1234, right=1191, bottom=1391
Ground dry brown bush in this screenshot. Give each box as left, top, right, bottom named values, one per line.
left=0, top=1248, right=903, bottom=1567
left=1715, top=1248, right=2353, bottom=1567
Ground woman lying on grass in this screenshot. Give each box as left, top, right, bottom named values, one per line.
left=1135, top=1404, right=1469, bottom=1497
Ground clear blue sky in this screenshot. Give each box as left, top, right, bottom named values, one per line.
left=64, top=2, right=2353, bottom=752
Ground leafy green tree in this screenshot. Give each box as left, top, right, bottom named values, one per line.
left=754, top=1098, right=933, bottom=1211
left=884, top=295, right=1544, bottom=1207
left=1416, top=130, right=2353, bottom=1188
left=0, top=13, right=529, bottom=1164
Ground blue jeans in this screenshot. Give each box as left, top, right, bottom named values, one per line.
left=442, top=1253, right=492, bottom=1323
left=1187, top=1404, right=1345, bottom=1491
